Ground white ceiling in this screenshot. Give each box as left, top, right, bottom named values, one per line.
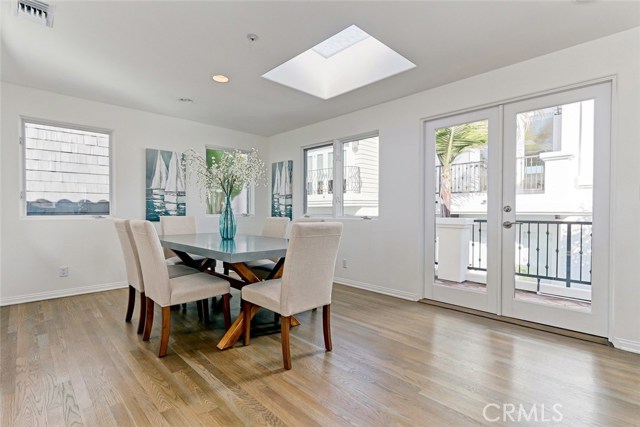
left=2, top=1, right=639, bottom=136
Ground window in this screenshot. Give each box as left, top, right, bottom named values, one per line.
left=22, top=120, right=111, bottom=216
left=304, top=133, right=379, bottom=217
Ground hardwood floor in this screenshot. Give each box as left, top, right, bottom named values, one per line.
left=1, top=285, right=639, bottom=427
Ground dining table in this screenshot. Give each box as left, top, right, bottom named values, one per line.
left=158, top=232, right=297, bottom=350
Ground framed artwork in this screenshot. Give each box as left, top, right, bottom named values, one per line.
left=145, top=149, right=186, bottom=221
left=205, top=147, right=250, bottom=215
left=272, top=160, right=293, bottom=219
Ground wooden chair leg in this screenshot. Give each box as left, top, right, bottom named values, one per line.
left=222, top=294, right=231, bottom=330
left=281, top=316, right=292, bottom=370
left=125, top=285, right=135, bottom=322
left=137, top=292, right=146, bottom=335
left=143, top=297, right=154, bottom=341
left=323, top=305, right=332, bottom=351
left=158, top=306, right=171, bottom=357
left=243, top=300, right=252, bottom=346
left=202, top=299, right=210, bottom=324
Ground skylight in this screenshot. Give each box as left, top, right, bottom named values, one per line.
left=311, top=25, right=370, bottom=59
left=262, top=25, right=416, bottom=100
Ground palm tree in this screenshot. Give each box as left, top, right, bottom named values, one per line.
left=436, top=121, right=488, bottom=217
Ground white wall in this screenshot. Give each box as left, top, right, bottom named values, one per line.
left=0, top=83, right=268, bottom=304
left=267, top=28, right=640, bottom=351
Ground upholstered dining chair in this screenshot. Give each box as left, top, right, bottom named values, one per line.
left=160, top=215, right=216, bottom=319
left=294, top=216, right=326, bottom=222
left=130, top=220, right=232, bottom=357
left=261, top=217, right=291, bottom=237
left=114, top=218, right=147, bottom=334
left=114, top=219, right=197, bottom=335
left=241, top=222, right=343, bottom=369
left=160, top=216, right=208, bottom=267
left=244, top=217, right=291, bottom=279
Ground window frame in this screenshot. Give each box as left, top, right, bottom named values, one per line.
left=20, top=117, right=114, bottom=218
left=303, top=142, right=335, bottom=218
left=303, top=131, right=379, bottom=219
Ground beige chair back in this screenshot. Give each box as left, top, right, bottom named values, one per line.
left=160, top=215, right=197, bottom=235
left=160, top=216, right=197, bottom=259
left=261, top=217, right=290, bottom=238
left=113, top=219, right=144, bottom=292
left=130, top=220, right=171, bottom=306
left=294, top=216, right=326, bottom=223
left=280, top=222, right=343, bottom=316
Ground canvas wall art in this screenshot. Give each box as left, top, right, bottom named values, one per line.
left=145, top=148, right=186, bottom=221
left=272, top=160, right=293, bottom=219
left=205, top=147, right=249, bottom=215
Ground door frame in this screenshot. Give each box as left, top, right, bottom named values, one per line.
left=422, top=79, right=614, bottom=337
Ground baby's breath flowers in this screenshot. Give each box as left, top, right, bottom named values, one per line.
left=182, top=148, right=266, bottom=205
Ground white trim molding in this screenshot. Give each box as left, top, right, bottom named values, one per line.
left=334, top=277, right=419, bottom=301
left=610, top=337, right=640, bottom=354
left=0, top=281, right=128, bottom=306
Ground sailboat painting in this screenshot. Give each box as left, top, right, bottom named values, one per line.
left=145, top=149, right=187, bottom=221
left=271, top=160, right=293, bottom=220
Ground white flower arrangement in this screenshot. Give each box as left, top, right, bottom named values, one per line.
left=182, top=148, right=266, bottom=206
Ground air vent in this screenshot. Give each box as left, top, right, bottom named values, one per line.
left=16, top=0, right=54, bottom=27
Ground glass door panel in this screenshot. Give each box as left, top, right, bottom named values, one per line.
left=501, top=83, right=610, bottom=336
left=425, top=108, right=500, bottom=313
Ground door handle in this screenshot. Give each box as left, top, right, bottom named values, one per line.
left=502, top=221, right=522, bottom=229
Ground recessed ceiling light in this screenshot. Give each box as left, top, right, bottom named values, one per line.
left=212, top=74, right=230, bottom=83
left=178, top=98, right=193, bottom=103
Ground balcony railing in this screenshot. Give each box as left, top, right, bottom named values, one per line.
left=435, top=155, right=545, bottom=195
left=468, top=219, right=592, bottom=287
left=517, top=155, right=545, bottom=193
left=306, top=166, right=361, bottom=196
left=435, top=161, right=487, bottom=194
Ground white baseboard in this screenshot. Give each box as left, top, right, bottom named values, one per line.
left=0, top=281, right=128, bottom=306
left=334, top=277, right=419, bottom=301
left=610, top=337, right=640, bottom=354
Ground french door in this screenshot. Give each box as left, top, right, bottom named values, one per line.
left=424, top=107, right=501, bottom=313
left=425, top=82, right=611, bottom=336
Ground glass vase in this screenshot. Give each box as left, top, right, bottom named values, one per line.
left=219, top=193, right=237, bottom=240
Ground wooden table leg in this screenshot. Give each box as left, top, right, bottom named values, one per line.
left=217, top=304, right=260, bottom=350
left=216, top=259, right=300, bottom=350
left=172, top=250, right=215, bottom=272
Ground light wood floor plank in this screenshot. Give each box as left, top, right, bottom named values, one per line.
left=2, top=285, right=639, bottom=427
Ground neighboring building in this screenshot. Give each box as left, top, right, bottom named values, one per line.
left=306, top=135, right=379, bottom=217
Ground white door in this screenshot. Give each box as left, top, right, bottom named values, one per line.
left=424, top=107, right=501, bottom=313
left=424, top=82, right=611, bottom=336
left=501, top=82, right=611, bottom=336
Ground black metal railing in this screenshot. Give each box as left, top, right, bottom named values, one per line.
left=435, top=161, right=487, bottom=194
left=468, top=219, right=592, bottom=287
left=306, top=166, right=361, bottom=196
left=435, top=156, right=545, bottom=195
